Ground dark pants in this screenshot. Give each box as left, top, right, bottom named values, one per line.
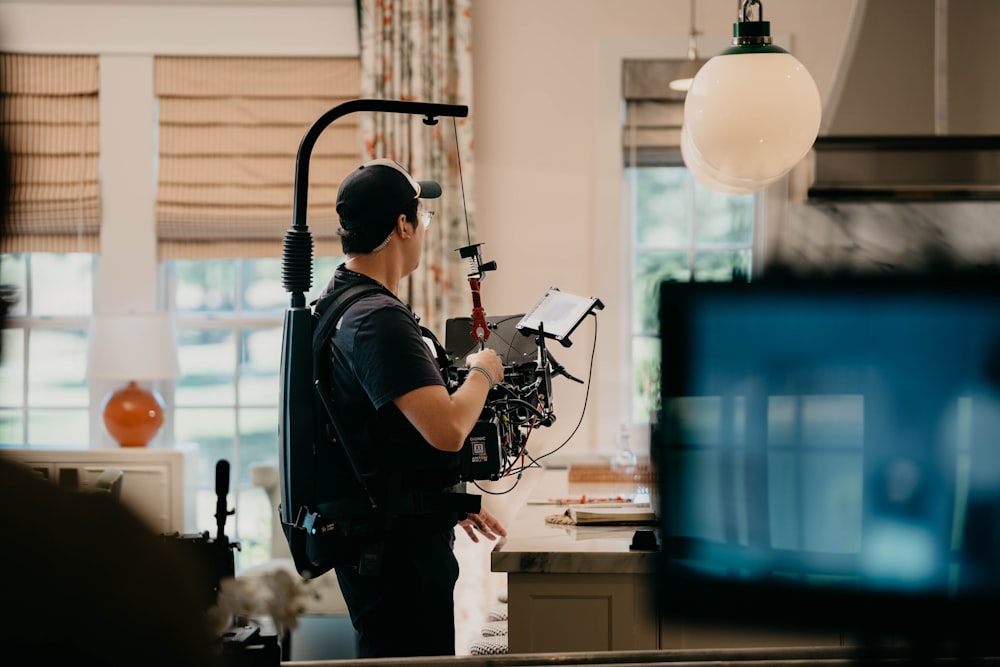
left=335, top=529, right=459, bottom=658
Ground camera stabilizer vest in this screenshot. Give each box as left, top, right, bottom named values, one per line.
left=279, top=282, right=480, bottom=579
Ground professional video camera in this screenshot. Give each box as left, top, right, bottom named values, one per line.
left=447, top=244, right=604, bottom=482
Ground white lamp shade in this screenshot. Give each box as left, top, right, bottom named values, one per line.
left=87, top=313, right=181, bottom=381
left=683, top=51, right=821, bottom=184
left=681, top=125, right=780, bottom=195
left=668, top=58, right=707, bottom=92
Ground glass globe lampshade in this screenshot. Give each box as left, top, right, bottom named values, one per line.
left=683, top=0, right=821, bottom=185
left=681, top=125, right=781, bottom=195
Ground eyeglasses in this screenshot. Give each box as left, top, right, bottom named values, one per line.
left=419, top=210, right=435, bottom=229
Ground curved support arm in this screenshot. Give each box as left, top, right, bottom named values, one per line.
left=292, top=99, right=469, bottom=231
left=282, top=98, right=469, bottom=300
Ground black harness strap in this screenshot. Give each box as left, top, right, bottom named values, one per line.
left=294, top=280, right=480, bottom=537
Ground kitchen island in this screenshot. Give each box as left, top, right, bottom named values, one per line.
left=490, top=466, right=841, bottom=654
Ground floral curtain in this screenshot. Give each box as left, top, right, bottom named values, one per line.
left=358, top=0, right=475, bottom=335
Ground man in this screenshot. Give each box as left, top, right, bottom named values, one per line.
left=323, top=158, right=506, bottom=658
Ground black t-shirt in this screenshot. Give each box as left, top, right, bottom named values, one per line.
left=322, top=264, right=462, bottom=503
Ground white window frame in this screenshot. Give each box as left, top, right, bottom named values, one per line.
left=593, top=33, right=768, bottom=457
left=0, top=254, right=95, bottom=447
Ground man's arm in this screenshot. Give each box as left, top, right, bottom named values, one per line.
left=393, top=348, right=505, bottom=452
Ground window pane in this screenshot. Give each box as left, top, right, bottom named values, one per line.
left=0, top=328, right=24, bottom=405
left=27, top=408, right=89, bottom=446
left=628, top=160, right=756, bottom=426
left=238, top=407, right=280, bottom=569
left=694, top=185, right=754, bottom=244
left=309, top=255, right=345, bottom=301
left=30, top=254, right=93, bottom=316
left=234, top=485, right=272, bottom=570
left=242, top=258, right=285, bottom=313
left=177, top=328, right=236, bottom=405
left=27, top=329, right=88, bottom=406
left=239, top=327, right=281, bottom=406
left=174, top=259, right=237, bottom=313
left=0, top=410, right=23, bottom=444
left=634, top=252, right=689, bottom=334
left=632, top=335, right=660, bottom=423
left=0, top=253, right=26, bottom=316
left=175, top=408, right=237, bottom=487
left=238, top=407, right=278, bottom=485
left=693, top=249, right=752, bottom=282
left=633, top=167, right=690, bottom=247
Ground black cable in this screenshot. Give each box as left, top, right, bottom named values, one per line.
left=530, top=312, right=598, bottom=465
left=452, top=118, right=473, bottom=247
left=475, top=313, right=600, bottom=486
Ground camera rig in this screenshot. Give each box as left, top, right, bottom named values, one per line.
left=277, top=99, right=603, bottom=538
left=450, top=243, right=603, bottom=482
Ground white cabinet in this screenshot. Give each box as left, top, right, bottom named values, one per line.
left=1, top=447, right=185, bottom=534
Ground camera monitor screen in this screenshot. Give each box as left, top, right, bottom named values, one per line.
left=657, top=275, right=1000, bottom=645
left=516, top=288, right=603, bottom=344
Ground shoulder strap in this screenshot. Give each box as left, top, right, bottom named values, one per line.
left=308, top=280, right=483, bottom=523
left=312, top=282, right=386, bottom=358
left=308, top=281, right=386, bottom=512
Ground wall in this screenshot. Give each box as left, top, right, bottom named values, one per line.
left=0, top=0, right=859, bottom=459
left=470, top=0, right=856, bottom=460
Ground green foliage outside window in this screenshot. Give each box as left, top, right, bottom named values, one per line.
left=628, top=166, right=755, bottom=424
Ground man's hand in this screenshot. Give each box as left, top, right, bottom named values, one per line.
left=458, top=509, right=507, bottom=543
left=466, top=348, right=504, bottom=386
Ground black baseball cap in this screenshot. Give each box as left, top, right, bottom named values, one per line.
left=336, top=158, right=442, bottom=240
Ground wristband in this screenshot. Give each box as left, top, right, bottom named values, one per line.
left=468, top=365, right=495, bottom=389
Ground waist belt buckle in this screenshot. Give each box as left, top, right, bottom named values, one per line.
left=295, top=506, right=322, bottom=534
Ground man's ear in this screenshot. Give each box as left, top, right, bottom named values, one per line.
left=397, top=214, right=414, bottom=238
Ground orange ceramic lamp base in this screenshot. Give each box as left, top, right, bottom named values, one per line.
left=102, top=380, right=165, bottom=447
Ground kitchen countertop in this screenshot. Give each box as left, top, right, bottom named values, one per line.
left=489, top=467, right=658, bottom=575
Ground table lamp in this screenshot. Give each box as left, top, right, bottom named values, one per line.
left=86, top=312, right=181, bottom=447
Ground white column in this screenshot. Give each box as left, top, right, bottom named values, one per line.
left=96, top=54, right=157, bottom=314
left=91, top=54, right=158, bottom=446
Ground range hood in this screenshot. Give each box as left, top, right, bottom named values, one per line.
left=807, top=0, right=1000, bottom=201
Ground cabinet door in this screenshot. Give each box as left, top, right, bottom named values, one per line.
left=2, top=449, right=184, bottom=534
left=507, top=572, right=659, bottom=653
left=65, top=463, right=176, bottom=533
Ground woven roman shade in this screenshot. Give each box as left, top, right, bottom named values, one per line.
left=154, top=56, right=361, bottom=259
left=622, top=59, right=686, bottom=167
left=0, top=54, right=100, bottom=253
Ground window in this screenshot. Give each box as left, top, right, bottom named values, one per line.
left=0, top=54, right=101, bottom=449
left=623, top=60, right=757, bottom=425
left=627, top=165, right=755, bottom=424
left=154, top=56, right=361, bottom=569
left=165, top=254, right=342, bottom=570
left=0, top=253, right=94, bottom=447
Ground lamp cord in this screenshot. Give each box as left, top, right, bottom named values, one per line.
left=687, top=0, right=699, bottom=60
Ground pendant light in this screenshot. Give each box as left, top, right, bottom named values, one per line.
left=669, top=0, right=707, bottom=92
left=681, top=126, right=780, bottom=195
left=683, top=0, right=821, bottom=191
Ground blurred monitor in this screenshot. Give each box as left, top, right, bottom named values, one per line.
left=656, top=273, right=1000, bottom=649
